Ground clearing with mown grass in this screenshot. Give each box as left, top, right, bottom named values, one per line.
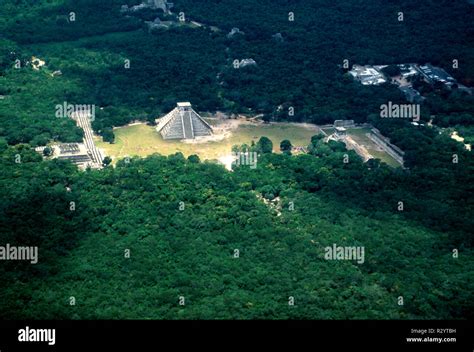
left=96, top=119, right=320, bottom=164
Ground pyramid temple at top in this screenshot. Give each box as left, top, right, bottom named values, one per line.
left=156, top=102, right=213, bottom=140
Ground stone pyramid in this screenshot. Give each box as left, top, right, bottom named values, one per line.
left=156, top=102, right=213, bottom=140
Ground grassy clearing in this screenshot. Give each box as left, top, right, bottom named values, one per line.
left=96, top=121, right=319, bottom=162
left=346, top=128, right=400, bottom=167
left=320, top=127, right=401, bottom=167
left=96, top=122, right=402, bottom=167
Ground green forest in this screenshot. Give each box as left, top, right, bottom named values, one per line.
left=0, top=141, right=472, bottom=319
left=0, top=0, right=473, bottom=319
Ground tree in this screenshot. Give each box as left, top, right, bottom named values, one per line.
left=146, top=114, right=157, bottom=125
left=257, top=136, right=273, bottom=154
left=310, top=134, right=324, bottom=146
left=262, top=114, right=271, bottom=123
left=280, top=139, right=292, bottom=154
left=102, top=156, right=112, bottom=166
left=0, top=138, right=8, bottom=153
left=381, top=65, right=401, bottom=77
left=309, top=134, right=325, bottom=154
left=261, top=185, right=276, bottom=200
left=102, top=128, right=115, bottom=143
left=43, top=146, right=53, bottom=157
left=188, top=154, right=200, bottom=163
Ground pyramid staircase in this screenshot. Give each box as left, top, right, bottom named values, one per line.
left=156, top=102, right=212, bottom=140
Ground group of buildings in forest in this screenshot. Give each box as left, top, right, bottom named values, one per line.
left=36, top=110, right=104, bottom=169
left=349, top=63, right=471, bottom=103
